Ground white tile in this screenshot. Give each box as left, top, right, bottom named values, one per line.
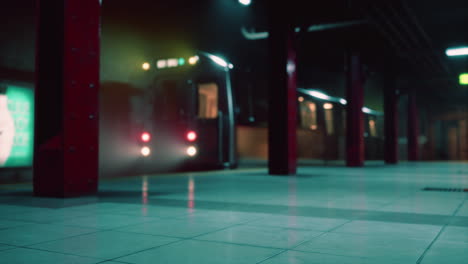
left=105, top=204, right=193, bottom=218
left=0, top=243, right=13, bottom=251
left=175, top=209, right=268, bottom=224
left=333, top=220, right=442, bottom=240
left=294, top=232, right=431, bottom=263
left=53, top=214, right=159, bottom=229
left=247, top=215, right=348, bottom=231
left=0, top=223, right=98, bottom=246
left=0, top=219, right=30, bottom=229
left=197, top=224, right=322, bottom=249
left=117, top=218, right=233, bottom=238
left=118, top=239, right=281, bottom=264
left=421, top=241, right=468, bottom=264
left=0, top=247, right=100, bottom=264
left=437, top=226, right=468, bottom=244
left=31, top=230, right=179, bottom=260
left=2, top=209, right=93, bottom=223
left=261, top=250, right=399, bottom=264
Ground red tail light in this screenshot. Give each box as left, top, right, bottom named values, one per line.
left=186, top=131, right=197, bottom=142
left=141, top=132, right=151, bottom=142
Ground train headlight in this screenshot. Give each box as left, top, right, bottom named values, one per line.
left=186, top=131, right=197, bottom=142
left=141, top=146, right=151, bottom=157
left=186, top=146, right=197, bottom=157
left=141, top=132, right=151, bottom=142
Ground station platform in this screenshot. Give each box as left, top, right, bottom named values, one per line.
left=0, top=161, right=467, bottom=263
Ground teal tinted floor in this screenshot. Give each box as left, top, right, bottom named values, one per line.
left=0, top=162, right=467, bottom=264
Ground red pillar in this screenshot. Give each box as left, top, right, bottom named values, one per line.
left=384, top=75, right=398, bottom=164
left=345, top=53, right=365, bottom=167
left=34, top=0, right=101, bottom=197
left=407, top=92, right=419, bottom=161
left=267, top=2, right=297, bottom=175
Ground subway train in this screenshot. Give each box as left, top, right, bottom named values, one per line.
left=0, top=52, right=383, bottom=176
left=99, top=51, right=384, bottom=176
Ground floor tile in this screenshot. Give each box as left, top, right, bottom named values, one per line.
left=247, top=215, right=348, bottom=231
left=30, top=230, right=179, bottom=260
left=2, top=209, right=93, bottom=223
left=294, top=232, right=431, bottom=263
left=197, top=224, right=322, bottom=249
left=0, top=219, right=30, bottom=229
left=116, top=218, right=233, bottom=238
left=437, top=226, right=468, bottom=244
left=333, top=220, right=442, bottom=240
left=105, top=204, right=193, bottom=218
left=118, top=239, right=281, bottom=264
left=420, top=241, right=468, bottom=264
left=175, top=209, right=268, bottom=224
left=0, top=223, right=98, bottom=246
left=53, top=214, right=159, bottom=229
left=0, top=243, right=13, bottom=251
left=261, top=250, right=399, bottom=264
left=0, top=247, right=100, bottom=264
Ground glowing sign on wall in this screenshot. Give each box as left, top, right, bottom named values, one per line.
left=0, top=85, right=34, bottom=168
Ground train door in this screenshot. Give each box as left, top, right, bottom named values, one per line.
left=193, top=72, right=236, bottom=168
left=194, top=80, right=223, bottom=166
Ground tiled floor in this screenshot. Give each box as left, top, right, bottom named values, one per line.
left=0, top=161, right=467, bottom=263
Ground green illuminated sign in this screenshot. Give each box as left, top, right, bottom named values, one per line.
left=0, top=85, right=34, bottom=168
left=178, top=58, right=185, bottom=66
left=460, top=73, right=468, bottom=85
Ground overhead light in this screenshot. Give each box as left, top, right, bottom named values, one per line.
left=239, top=0, right=251, bottom=6
left=446, top=47, right=468, bottom=57
left=157, top=60, right=167, bottom=69
left=309, top=90, right=331, bottom=100
left=460, top=73, right=468, bottom=85
left=208, top=54, right=228, bottom=68
left=167, top=58, right=178, bottom=67
left=362, top=107, right=372, bottom=114
left=178, top=58, right=185, bottom=66
left=142, top=62, right=150, bottom=71
left=228, top=63, right=234, bottom=69
left=188, top=56, right=199, bottom=65
left=340, top=99, right=347, bottom=105
left=298, top=96, right=304, bottom=102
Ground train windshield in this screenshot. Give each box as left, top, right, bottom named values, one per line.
left=153, top=79, right=192, bottom=121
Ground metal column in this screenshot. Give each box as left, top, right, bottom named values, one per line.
left=267, top=2, right=297, bottom=175
left=345, top=53, right=365, bottom=167
left=34, top=0, right=101, bottom=197
left=407, top=92, right=419, bottom=161
left=384, top=74, right=398, bottom=164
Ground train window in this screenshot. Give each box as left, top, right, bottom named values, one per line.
left=197, top=83, right=218, bottom=119
left=153, top=80, right=190, bottom=121
left=324, top=103, right=334, bottom=135
left=369, top=118, right=377, bottom=137
left=299, top=101, right=317, bottom=130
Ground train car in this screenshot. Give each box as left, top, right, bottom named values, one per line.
left=134, top=52, right=238, bottom=172
left=237, top=88, right=384, bottom=161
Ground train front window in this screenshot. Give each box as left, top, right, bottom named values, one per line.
left=153, top=80, right=190, bottom=121
left=299, top=101, right=317, bottom=130
left=197, top=83, right=218, bottom=119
